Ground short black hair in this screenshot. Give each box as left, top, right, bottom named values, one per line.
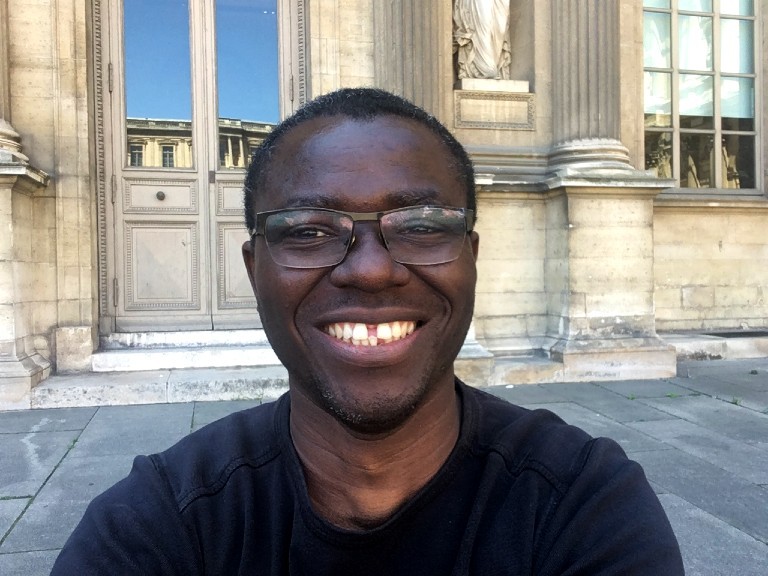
left=244, top=87, right=476, bottom=234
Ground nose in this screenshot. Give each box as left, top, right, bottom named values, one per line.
left=328, top=222, right=410, bottom=292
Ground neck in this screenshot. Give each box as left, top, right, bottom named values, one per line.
left=289, top=382, right=461, bottom=530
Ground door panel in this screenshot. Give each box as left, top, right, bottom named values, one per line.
left=124, top=222, right=200, bottom=309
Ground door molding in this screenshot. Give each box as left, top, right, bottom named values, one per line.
left=93, top=0, right=308, bottom=335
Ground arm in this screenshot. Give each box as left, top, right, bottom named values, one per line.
left=50, top=455, right=201, bottom=576
left=536, top=437, right=684, bottom=576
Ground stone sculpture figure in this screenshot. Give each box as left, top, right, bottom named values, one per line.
left=454, top=0, right=512, bottom=80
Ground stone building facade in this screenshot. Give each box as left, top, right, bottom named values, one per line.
left=1, top=0, right=766, bottom=409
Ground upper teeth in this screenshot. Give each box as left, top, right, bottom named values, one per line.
left=325, top=321, right=415, bottom=346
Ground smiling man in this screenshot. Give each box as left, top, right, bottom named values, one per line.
left=52, top=88, right=683, bottom=575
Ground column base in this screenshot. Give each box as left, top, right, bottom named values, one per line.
left=0, top=353, right=51, bottom=409
left=549, top=337, right=677, bottom=381
left=455, top=333, right=495, bottom=387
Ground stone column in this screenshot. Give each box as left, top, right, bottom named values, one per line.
left=544, top=0, right=676, bottom=380
left=0, top=0, right=23, bottom=162
left=373, top=0, right=448, bottom=118
left=0, top=0, right=51, bottom=408
left=550, top=0, right=630, bottom=169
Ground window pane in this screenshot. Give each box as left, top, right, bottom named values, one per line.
left=644, top=72, right=672, bottom=127
left=680, top=134, right=714, bottom=188
left=643, top=0, right=670, bottom=8
left=680, top=74, right=714, bottom=128
left=679, top=0, right=712, bottom=11
left=644, top=12, right=671, bottom=68
left=721, top=135, right=755, bottom=188
left=124, top=0, right=193, bottom=169
left=720, top=0, right=753, bottom=16
left=679, top=16, right=712, bottom=70
left=721, top=19, right=754, bottom=73
left=216, top=0, right=278, bottom=169
left=722, top=77, right=755, bottom=130
left=645, top=132, right=673, bottom=178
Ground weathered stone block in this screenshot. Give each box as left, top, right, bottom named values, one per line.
left=54, top=325, right=93, bottom=372
left=681, top=286, right=715, bottom=310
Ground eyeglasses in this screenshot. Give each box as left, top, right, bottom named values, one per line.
left=250, top=205, right=474, bottom=269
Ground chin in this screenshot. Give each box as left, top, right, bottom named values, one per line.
left=317, top=377, right=430, bottom=435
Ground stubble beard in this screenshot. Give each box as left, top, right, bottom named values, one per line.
left=309, top=367, right=440, bottom=435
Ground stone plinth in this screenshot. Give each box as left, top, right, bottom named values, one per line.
left=543, top=170, right=677, bottom=380
left=0, top=164, right=51, bottom=408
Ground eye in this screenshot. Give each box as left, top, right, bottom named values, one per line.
left=287, top=226, right=332, bottom=239
left=398, top=220, right=448, bottom=235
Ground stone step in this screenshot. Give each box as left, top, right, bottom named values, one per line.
left=31, top=365, right=289, bottom=409
left=91, top=345, right=281, bottom=372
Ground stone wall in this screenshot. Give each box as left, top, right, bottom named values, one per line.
left=309, top=0, right=375, bottom=95
left=655, top=202, right=768, bottom=332
left=473, top=192, right=547, bottom=353
left=8, top=0, right=96, bottom=371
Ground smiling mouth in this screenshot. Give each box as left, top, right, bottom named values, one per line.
left=324, top=321, right=416, bottom=347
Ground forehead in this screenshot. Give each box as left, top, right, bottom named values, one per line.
left=260, top=115, right=465, bottom=211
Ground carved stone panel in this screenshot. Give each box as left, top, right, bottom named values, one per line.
left=124, top=178, right=198, bottom=214
left=455, top=90, right=535, bottom=130
left=216, top=222, right=256, bottom=310
left=124, top=222, right=200, bottom=310
left=216, top=178, right=245, bottom=216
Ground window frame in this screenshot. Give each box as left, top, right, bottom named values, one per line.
left=643, top=0, right=762, bottom=195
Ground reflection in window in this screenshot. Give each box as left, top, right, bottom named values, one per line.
left=216, top=0, right=278, bottom=170
left=643, top=2, right=757, bottom=190
left=124, top=0, right=193, bottom=169
left=162, top=145, right=175, bottom=168
left=679, top=15, right=712, bottom=71
left=680, top=135, right=714, bottom=188
left=645, top=132, right=673, bottom=179
left=129, top=143, right=144, bottom=167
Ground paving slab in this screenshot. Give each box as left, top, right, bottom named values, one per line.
left=672, top=375, right=768, bottom=412
left=484, top=383, right=570, bottom=405
left=638, top=394, right=768, bottom=445
left=523, top=402, right=671, bottom=454
left=0, top=454, right=136, bottom=555
left=0, top=550, right=59, bottom=576
left=679, top=358, right=768, bottom=380
left=632, top=449, right=768, bottom=543
left=539, top=382, right=674, bottom=422
left=0, top=407, right=96, bottom=434
left=659, top=494, right=768, bottom=576
left=71, top=403, right=194, bottom=457
left=629, top=419, right=768, bottom=485
left=192, top=399, right=263, bottom=431
left=0, top=498, right=90, bottom=553
left=595, top=378, right=697, bottom=399
left=0, top=431, right=80, bottom=498
left=35, top=454, right=136, bottom=505
left=0, top=498, right=29, bottom=541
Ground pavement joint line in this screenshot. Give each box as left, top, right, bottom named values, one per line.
left=0, top=408, right=99, bottom=548
left=672, top=383, right=768, bottom=415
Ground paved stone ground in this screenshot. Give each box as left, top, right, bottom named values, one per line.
left=1, top=358, right=767, bottom=575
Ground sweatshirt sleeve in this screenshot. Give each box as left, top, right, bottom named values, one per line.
left=49, top=454, right=201, bottom=576
left=535, top=437, right=685, bottom=576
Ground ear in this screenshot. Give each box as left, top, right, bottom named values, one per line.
left=242, top=240, right=258, bottom=297
left=469, top=231, right=479, bottom=262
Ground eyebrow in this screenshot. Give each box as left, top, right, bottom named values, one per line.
left=282, top=189, right=442, bottom=210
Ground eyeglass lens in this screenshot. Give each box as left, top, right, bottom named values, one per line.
left=262, top=207, right=468, bottom=268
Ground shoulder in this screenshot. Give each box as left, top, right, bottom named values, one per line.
left=150, top=395, right=287, bottom=510
left=463, top=385, right=620, bottom=492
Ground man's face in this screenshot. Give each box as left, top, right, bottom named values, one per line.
left=243, top=115, right=479, bottom=433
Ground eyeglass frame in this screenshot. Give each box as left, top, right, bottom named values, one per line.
left=248, top=205, right=475, bottom=269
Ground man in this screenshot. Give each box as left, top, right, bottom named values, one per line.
left=52, top=88, right=684, bottom=574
